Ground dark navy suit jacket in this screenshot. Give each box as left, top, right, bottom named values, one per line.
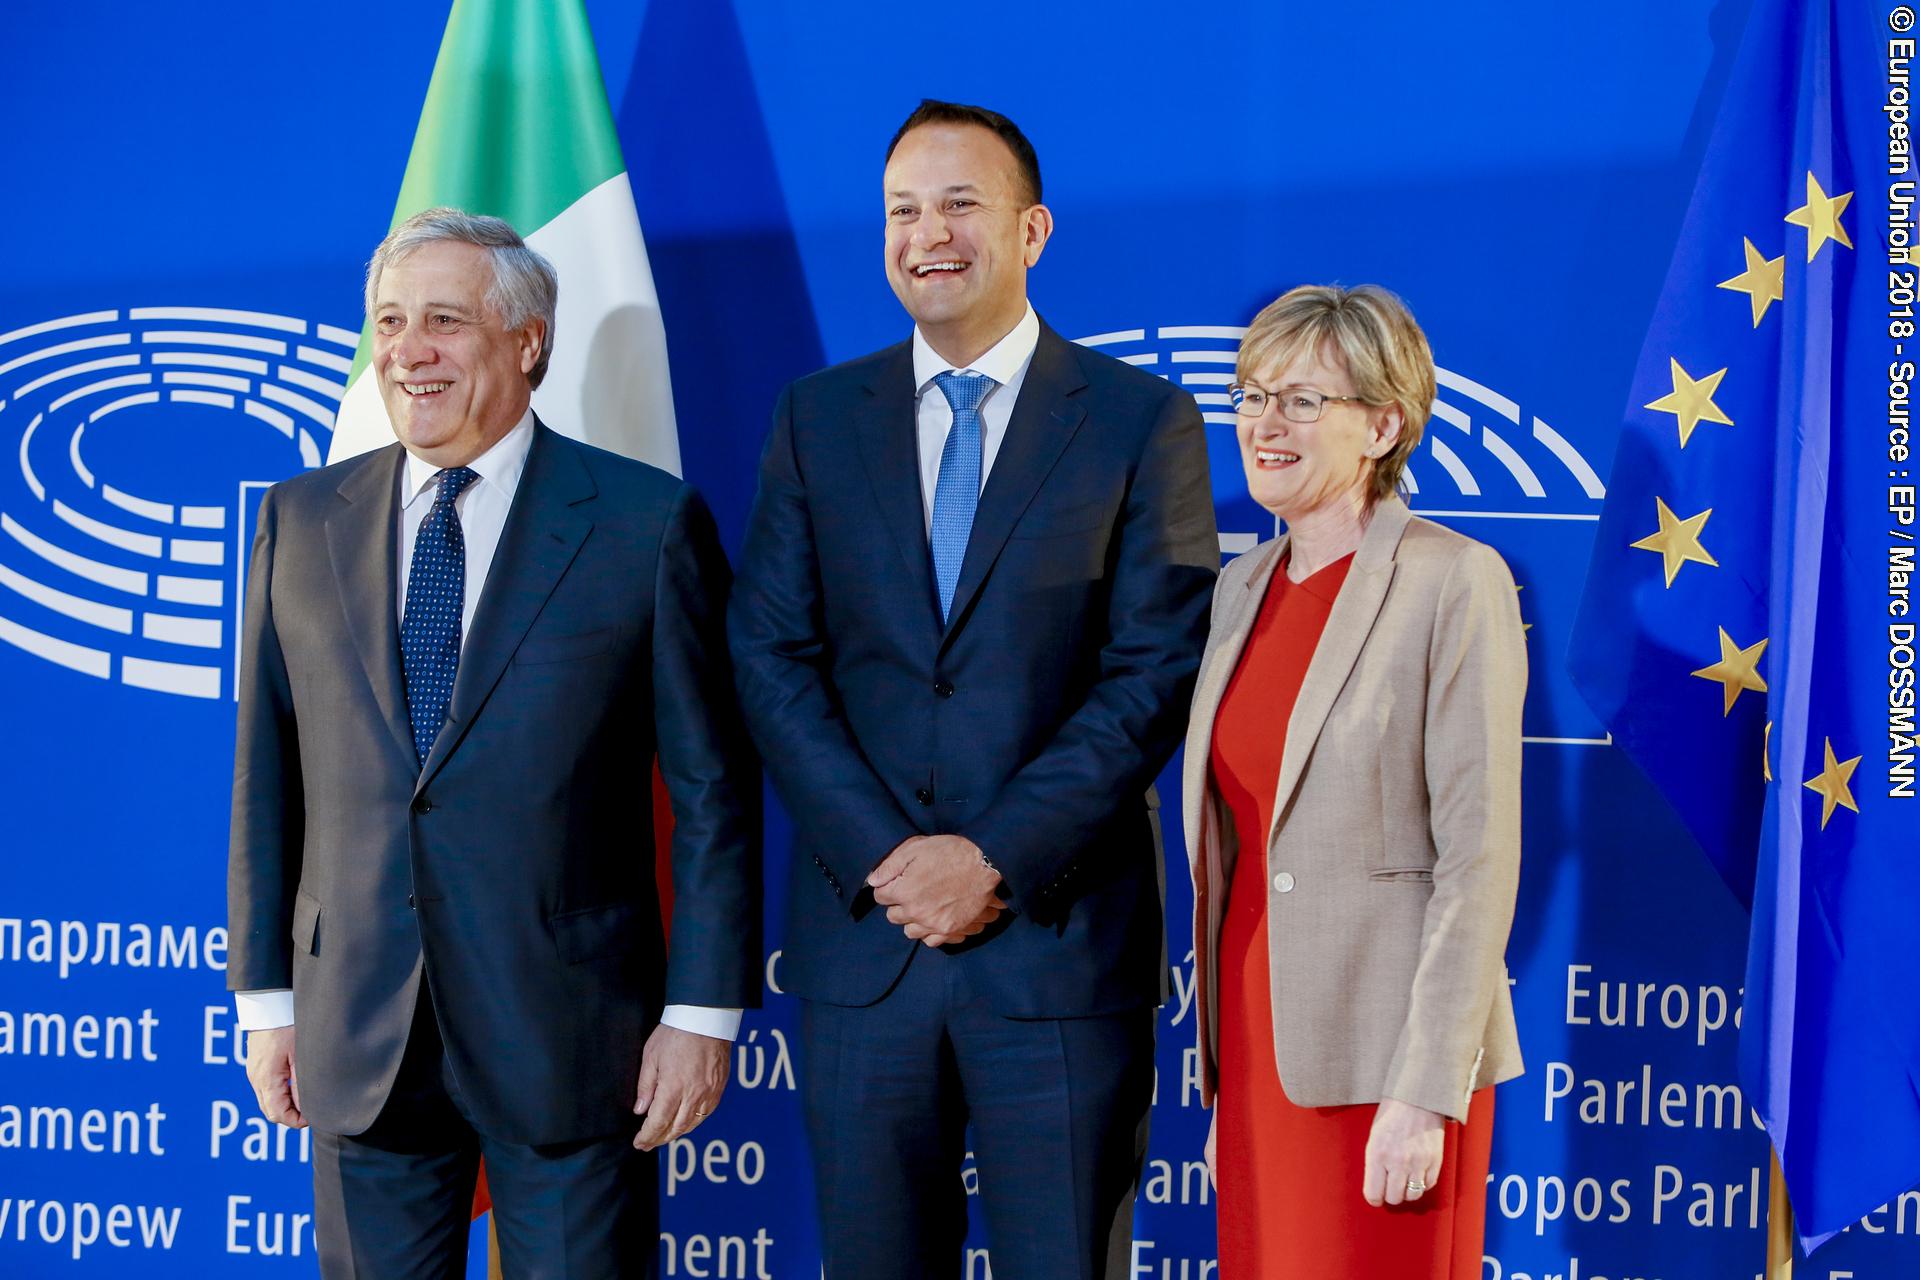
left=226, top=421, right=761, bottom=1145
left=730, top=323, right=1217, bottom=1018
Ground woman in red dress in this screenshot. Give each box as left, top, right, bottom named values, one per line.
left=1181, top=284, right=1527, bottom=1278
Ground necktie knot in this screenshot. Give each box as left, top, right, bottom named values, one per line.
left=933, top=370, right=992, bottom=415
left=435, top=466, right=480, bottom=506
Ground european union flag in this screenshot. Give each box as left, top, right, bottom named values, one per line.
left=1569, top=0, right=1920, bottom=1251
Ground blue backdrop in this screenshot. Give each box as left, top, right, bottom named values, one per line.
left=2, top=1, right=1913, bottom=1276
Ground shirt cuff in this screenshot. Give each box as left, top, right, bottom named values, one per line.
left=234, top=989, right=295, bottom=1031
left=659, top=1004, right=742, bottom=1041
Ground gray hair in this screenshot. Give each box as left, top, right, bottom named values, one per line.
left=364, top=207, right=559, bottom=389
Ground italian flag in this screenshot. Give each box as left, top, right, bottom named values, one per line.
left=328, top=0, right=680, bottom=475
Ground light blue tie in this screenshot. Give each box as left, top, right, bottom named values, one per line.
left=930, top=371, right=991, bottom=621
left=400, top=466, right=479, bottom=765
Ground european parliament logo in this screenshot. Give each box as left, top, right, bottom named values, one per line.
left=1075, top=323, right=1611, bottom=742
left=0, top=307, right=349, bottom=700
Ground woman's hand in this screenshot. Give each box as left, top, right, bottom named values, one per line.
left=1363, top=1098, right=1444, bottom=1206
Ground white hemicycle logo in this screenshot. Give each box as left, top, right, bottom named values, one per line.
left=0, top=307, right=351, bottom=699
left=1075, top=324, right=1607, bottom=550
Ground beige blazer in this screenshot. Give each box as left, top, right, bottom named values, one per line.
left=1183, top=497, right=1525, bottom=1122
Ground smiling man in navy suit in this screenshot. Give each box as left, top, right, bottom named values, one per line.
left=227, top=208, right=759, bottom=1279
left=730, top=101, right=1218, bottom=1279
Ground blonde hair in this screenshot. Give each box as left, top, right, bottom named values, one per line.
left=1236, top=284, right=1434, bottom=504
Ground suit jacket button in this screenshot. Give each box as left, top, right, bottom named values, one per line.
left=412, top=796, right=432, bottom=815
left=1272, top=871, right=1295, bottom=893
left=915, top=788, right=933, bottom=806
left=933, top=680, right=955, bottom=698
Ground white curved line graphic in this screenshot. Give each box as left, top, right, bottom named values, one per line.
left=1400, top=464, right=1420, bottom=495
left=296, top=345, right=353, bottom=375
left=20, top=412, right=44, bottom=501
left=244, top=400, right=294, bottom=437
left=1426, top=437, right=1480, bottom=496
left=1429, top=401, right=1471, bottom=433
left=1181, top=373, right=1235, bottom=386
left=54, top=499, right=161, bottom=557
left=315, top=323, right=360, bottom=348
left=1171, top=350, right=1237, bottom=364
left=143, top=330, right=286, bottom=356
left=298, top=430, right=322, bottom=468
left=0, top=562, right=133, bottom=633
left=161, top=371, right=249, bottom=392
left=1434, top=367, right=1520, bottom=423
left=1119, top=353, right=1157, bottom=366
left=0, top=334, right=130, bottom=377
left=1076, top=329, right=1145, bottom=346
left=1202, top=412, right=1239, bottom=427
left=129, top=307, right=304, bottom=333
left=260, top=383, right=335, bottom=429
left=140, top=613, right=222, bottom=648
left=157, top=575, right=221, bottom=606
left=0, top=614, right=110, bottom=678
left=90, top=390, right=159, bottom=422
left=0, top=311, right=118, bottom=347
left=1533, top=417, right=1606, bottom=498
left=69, top=425, right=95, bottom=488
left=171, top=390, right=236, bottom=409
left=1158, top=326, right=1247, bottom=340
left=121, top=655, right=218, bottom=699
left=15, top=354, right=141, bottom=399
left=169, top=538, right=224, bottom=566
left=51, top=373, right=149, bottom=414
left=150, top=351, right=269, bottom=375
left=1480, top=427, right=1546, bottom=497
left=180, top=506, right=224, bottom=530
left=0, top=520, right=135, bottom=595
left=102, top=484, right=173, bottom=524
left=278, top=365, right=346, bottom=398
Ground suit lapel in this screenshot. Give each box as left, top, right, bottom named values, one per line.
left=1266, top=498, right=1414, bottom=840
left=1181, top=536, right=1286, bottom=845
left=325, top=445, right=416, bottom=766
left=416, top=421, right=595, bottom=791
left=854, top=343, right=941, bottom=629
left=939, top=326, right=1089, bottom=648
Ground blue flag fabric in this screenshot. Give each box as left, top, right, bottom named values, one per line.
left=1568, top=0, right=1920, bottom=1250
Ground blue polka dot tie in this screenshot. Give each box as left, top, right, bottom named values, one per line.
left=401, top=466, right=479, bottom=765
left=930, top=371, right=992, bottom=622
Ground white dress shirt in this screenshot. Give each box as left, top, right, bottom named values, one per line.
left=912, top=303, right=1040, bottom=530
left=236, top=410, right=740, bottom=1042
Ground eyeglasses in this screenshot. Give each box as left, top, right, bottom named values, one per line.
left=1228, top=383, right=1371, bottom=423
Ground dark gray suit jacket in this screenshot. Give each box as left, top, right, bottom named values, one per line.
left=227, top=421, right=760, bottom=1145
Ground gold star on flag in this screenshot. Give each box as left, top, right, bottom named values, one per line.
left=1763, top=721, right=1773, bottom=782
left=1784, top=172, right=1854, bottom=262
left=1630, top=498, right=1719, bottom=587
left=1717, top=238, right=1786, bottom=327
left=1516, top=584, right=1532, bottom=633
left=1802, top=736, right=1861, bottom=828
left=1691, top=627, right=1768, bottom=714
left=1645, top=358, right=1734, bottom=448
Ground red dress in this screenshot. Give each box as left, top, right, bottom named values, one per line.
left=1210, top=552, right=1494, bottom=1279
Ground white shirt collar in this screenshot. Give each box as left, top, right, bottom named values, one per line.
left=401, top=408, right=536, bottom=510
left=911, top=302, right=1040, bottom=393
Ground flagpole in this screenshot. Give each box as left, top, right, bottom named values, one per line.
left=1766, top=1148, right=1793, bottom=1279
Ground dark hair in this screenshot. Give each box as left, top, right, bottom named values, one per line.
left=885, top=99, right=1043, bottom=206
